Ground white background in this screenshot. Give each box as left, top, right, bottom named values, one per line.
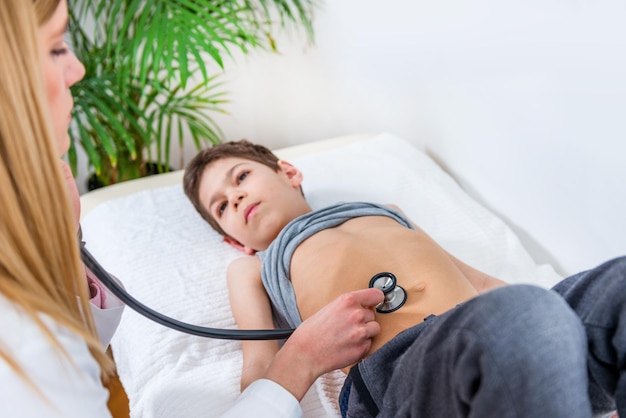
left=76, top=0, right=626, bottom=276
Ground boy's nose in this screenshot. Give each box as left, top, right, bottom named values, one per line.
left=231, top=191, right=246, bottom=208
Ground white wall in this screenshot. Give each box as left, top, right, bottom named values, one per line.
left=78, top=0, right=626, bottom=276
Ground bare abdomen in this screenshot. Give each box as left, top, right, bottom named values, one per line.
left=290, top=216, right=479, bottom=358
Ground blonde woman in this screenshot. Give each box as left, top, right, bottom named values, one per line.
left=0, top=0, right=117, bottom=415
left=36, top=0, right=126, bottom=353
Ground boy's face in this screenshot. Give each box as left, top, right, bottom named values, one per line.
left=198, top=157, right=308, bottom=253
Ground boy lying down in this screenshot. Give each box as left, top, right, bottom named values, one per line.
left=183, top=140, right=625, bottom=417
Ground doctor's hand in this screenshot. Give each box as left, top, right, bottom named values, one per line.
left=264, top=288, right=383, bottom=401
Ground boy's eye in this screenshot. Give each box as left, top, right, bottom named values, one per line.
left=218, top=202, right=227, bottom=216
left=237, top=172, right=248, bottom=183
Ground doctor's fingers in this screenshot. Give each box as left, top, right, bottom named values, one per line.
left=348, top=287, right=384, bottom=309
left=347, top=309, right=380, bottom=343
left=363, top=319, right=381, bottom=339
left=335, top=288, right=383, bottom=317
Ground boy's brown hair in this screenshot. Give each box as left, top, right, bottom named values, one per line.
left=183, top=140, right=281, bottom=236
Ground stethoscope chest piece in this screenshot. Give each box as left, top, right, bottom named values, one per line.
left=369, top=272, right=407, bottom=313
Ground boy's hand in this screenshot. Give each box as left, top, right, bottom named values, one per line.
left=264, top=288, right=383, bottom=400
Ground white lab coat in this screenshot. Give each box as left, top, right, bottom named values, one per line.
left=0, top=295, right=113, bottom=417
left=220, top=379, right=303, bottom=418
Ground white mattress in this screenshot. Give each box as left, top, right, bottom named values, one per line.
left=81, top=132, right=562, bottom=417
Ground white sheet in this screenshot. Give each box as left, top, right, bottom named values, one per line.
left=81, top=132, right=562, bottom=417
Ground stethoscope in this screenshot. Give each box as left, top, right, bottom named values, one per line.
left=80, top=243, right=407, bottom=341
left=369, top=272, right=407, bottom=313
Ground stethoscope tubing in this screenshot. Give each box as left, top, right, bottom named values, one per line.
left=80, top=244, right=295, bottom=340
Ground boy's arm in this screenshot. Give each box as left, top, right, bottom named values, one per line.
left=386, top=204, right=508, bottom=293
left=227, top=256, right=280, bottom=391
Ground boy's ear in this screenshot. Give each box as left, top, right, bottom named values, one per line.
left=223, top=236, right=256, bottom=255
left=277, top=160, right=303, bottom=187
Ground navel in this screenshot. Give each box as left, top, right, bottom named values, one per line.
left=411, top=282, right=426, bottom=292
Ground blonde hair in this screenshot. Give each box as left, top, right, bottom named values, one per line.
left=33, top=0, right=60, bottom=25
left=0, top=0, right=113, bottom=392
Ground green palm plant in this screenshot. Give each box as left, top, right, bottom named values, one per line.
left=67, top=0, right=317, bottom=188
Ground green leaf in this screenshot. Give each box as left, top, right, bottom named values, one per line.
left=67, top=0, right=319, bottom=185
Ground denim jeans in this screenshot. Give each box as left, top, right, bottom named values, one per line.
left=552, top=257, right=626, bottom=416
left=341, top=256, right=626, bottom=417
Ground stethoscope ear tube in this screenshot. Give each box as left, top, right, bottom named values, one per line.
left=79, top=244, right=294, bottom=340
